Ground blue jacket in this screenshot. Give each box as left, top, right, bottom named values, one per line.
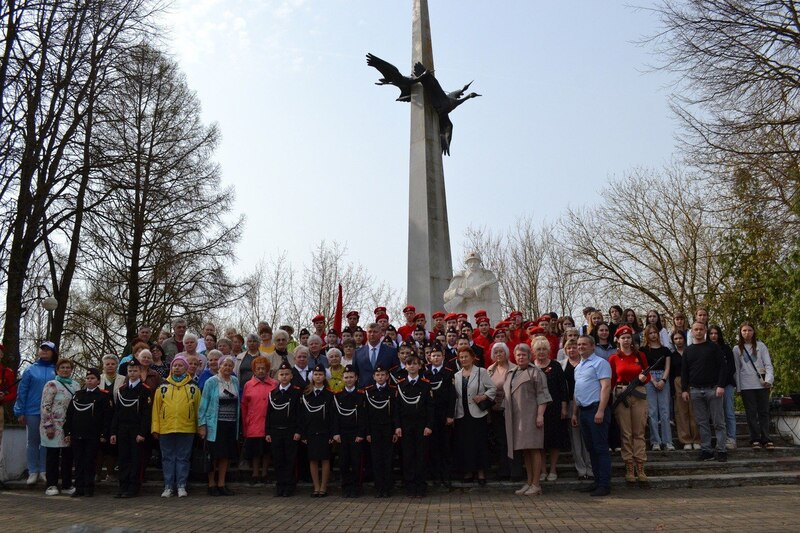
left=197, top=368, right=214, bottom=390
left=198, top=375, right=240, bottom=443
left=13, top=359, right=56, bottom=416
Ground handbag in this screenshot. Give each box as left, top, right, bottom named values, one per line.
left=742, top=346, right=768, bottom=387
left=475, top=367, right=493, bottom=411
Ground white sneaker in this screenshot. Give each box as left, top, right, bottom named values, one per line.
left=63, top=487, right=76, bottom=495
left=726, top=438, right=737, bottom=450
left=652, top=443, right=661, bottom=451
left=26, top=473, right=39, bottom=486
left=665, top=443, right=675, bottom=451
left=44, top=486, right=59, bottom=496
left=693, top=443, right=702, bottom=450
left=161, top=488, right=173, bottom=498
left=39, top=472, right=47, bottom=483
left=177, top=487, right=188, bottom=498
left=683, top=444, right=693, bottom=450
left=546, top=472, right=558, bottom=481
left=514, top=483, right=530, bottom=495
left=539, top=473, right=546, bottom=482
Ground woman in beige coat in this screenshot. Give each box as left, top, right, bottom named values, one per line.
left=453, top=347, right=496, bottom=485
left=504, top=343, right=551, bottom=496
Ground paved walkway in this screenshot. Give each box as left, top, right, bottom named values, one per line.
left=2, top=484, right=797, bottom=532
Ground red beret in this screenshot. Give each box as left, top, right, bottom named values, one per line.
left=474, top=309, right=488, bottom=318
left=346, top=311, right=359, bottom=319
left=432, top=311, right=445, bottom=319
left=476, top=316, right=490, bottom=325
left=527, top=325, right=546, bottom=335
left=537, top=315, right=552, bottom=322
left=616, top=325, right=634, bottom=337
left=375, top=313, right=389, bottom=321
left=374, top=306, right=387, bottom=315
left=522, top=321, right=534, bottom=330
left=509, top=310, right=523, bottom=319
left=457, top=313, right=468, bottom=320
left=312, top=314, right=325, bottom=323
left=413, top=313, right=426, bottom=321
left=444, top=313, right=458, bottom=321
left=403, top=305, right=416, bottom=313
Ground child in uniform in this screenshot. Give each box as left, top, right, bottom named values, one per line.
left=64, top=368, right=113, bottom=497
left=333, top=365, right=366, bottom=498
left=110, top=358, right=152, bottom=498
left=364, top=365, right=397, bottom=498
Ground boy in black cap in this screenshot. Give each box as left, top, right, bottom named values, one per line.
left=266, top=361, right=302, bottom=497
left=364, top=364, right=396, bottom=498
left=394, top=352, right=434, bottom=497
left=64, top=368, right=113, bottom=497
left=110, top=358, right=152, bottom=498
left=425, top=342, right=455, bottom=487
left=333, top=365, right=365, bottom=498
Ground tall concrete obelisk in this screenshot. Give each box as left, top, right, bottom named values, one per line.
left=407, top=0, right=452, bottom=316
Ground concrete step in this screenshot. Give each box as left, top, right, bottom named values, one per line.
left=6, top=470, right=799, bottom=495
left=553, top=457, right=800, bottom=478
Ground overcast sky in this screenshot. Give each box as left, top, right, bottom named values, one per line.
left=160, top=0, right=678, bottom=296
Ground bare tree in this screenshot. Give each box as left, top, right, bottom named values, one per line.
left=463, top=219, right=581, bottom=319
left=649, top=0, right=800, bottom=233
left=73, top=43, right=244, bottom=351
left=560, top=166, right=723, bottom=318
left=0, top=0, right=158, bottom=369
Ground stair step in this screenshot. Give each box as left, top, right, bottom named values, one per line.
left=552, top=457, right=800, bottom=478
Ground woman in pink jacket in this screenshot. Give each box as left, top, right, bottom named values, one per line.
left=240, top=356, right=277, bottom=485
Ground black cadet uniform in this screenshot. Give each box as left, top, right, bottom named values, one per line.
left=298, top=382, right=335, bottom=462
left=333, top=376, right=366, bottom=498
left=425, top=359, right=456, bottom=486
left=267, top=365, right=302, bottom=497
left=394, top=372, right=435, bottom=497
left=110, top=370, right=152, bottom=498
left=389, top=365, right=408, bottom=386
left=291, top=366, right=311, bottom=389
left=64, top=376, right=113, bottom=497
left=363, top=370, right=396, bottom=498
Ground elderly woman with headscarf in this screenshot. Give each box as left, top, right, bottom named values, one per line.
left=199, top=355, right=240, bottom=496
left=152, top=355, right=202, bottom=498
left=41, top=358, right=80, bottom=496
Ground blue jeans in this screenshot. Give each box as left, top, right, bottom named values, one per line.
left=579, top=404, right=611, bottom=489
left=159, top=433, right=194, bottom=489
left=25, top=415, right=47, bottom=474
left=723, top=385, right=737, bottom=440
left=646, top=371, right=673, bottom=446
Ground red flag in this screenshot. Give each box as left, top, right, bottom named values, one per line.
left=333, top=283, right=343, bottom=336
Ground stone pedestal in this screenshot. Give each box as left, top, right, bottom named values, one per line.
left=407, top=0, right=453, bottom=316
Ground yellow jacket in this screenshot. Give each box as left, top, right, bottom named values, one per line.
left=151, top=375, right=202, bottom=435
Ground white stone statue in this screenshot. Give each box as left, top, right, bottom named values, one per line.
left=443, top=252, right=502, bottom=324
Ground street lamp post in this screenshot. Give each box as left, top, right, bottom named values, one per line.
left=41, top=296, right=58, bottom=339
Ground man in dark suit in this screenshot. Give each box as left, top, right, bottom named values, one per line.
left=353, top=322, right=399, bottom=388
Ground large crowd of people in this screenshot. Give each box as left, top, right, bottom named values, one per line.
left=4, top=304, right=776, bottom=499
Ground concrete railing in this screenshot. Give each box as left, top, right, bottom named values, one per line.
left=0, top=426, right=28, bottom=482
